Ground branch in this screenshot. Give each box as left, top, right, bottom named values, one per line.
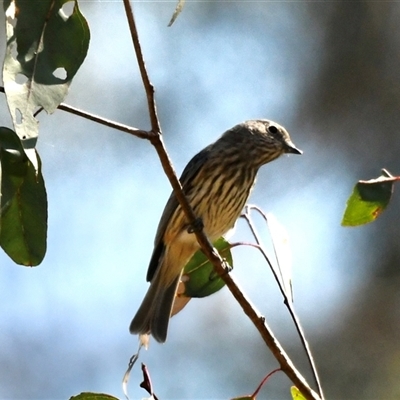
left=0, top=86, right=151, bottom=140
left=122, top=0, right=160, bottom=133
left=0, top=7, right=321, bottom=400
left=121, top=3, right=321, bottom=400
left=242, top=205, right=324, bottom=399
left=121, top=0, right=201, bottom=231
left=58, top=103, right=151, bottom=139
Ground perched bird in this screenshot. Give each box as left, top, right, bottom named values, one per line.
left=130, top=119, right=302, bottom=343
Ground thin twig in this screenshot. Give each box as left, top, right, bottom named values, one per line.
left=0, top=86, right=151, bottom=140
left=122, top=0, right=160, bottom=133
left=245, top=205, right=324, bottom=399
left=251, top=368, right=281, bottom=398
left=122, top=0, right=202, bottom=233
left=241, top=206, right=289, bottom=302
left=0, top=8, right=321, bottom=400
left=121, top=4, right=320, bottom=400
left=58, top=103, right=151, bottom=139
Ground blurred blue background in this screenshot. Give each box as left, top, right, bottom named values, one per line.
left=1, top=1, right=400, bottom=399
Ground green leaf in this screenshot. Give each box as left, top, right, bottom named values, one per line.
left=69, top=393, right=119, bottom=400
left=342, top=170, right=397, bottom=227
left=290, top=386, right=306, bottom=400
left=2, top=0, right=90, bottom=157
left=182, top=237, right=232, bottom=298
left=0, top=127, right=29, bottom=211
left=0, top=128, right=47, bottom=266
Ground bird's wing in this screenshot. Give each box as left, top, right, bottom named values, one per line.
left=146, top=145, right=212, bottom=282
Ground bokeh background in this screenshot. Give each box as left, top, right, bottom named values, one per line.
left=1, top=1, right=400, bottom=399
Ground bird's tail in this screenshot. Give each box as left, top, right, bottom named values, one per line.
left=129, top=270, right=181, bottom=343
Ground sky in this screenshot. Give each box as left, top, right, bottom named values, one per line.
left=1, top=1, right=398, bottom=399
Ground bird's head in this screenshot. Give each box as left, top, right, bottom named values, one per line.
left=220, top=119, right=302, bottom=167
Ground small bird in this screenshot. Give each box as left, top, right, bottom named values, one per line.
left=130, top=119, right=302, bottom=342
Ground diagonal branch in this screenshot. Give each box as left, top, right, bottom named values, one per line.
left=121, top=2, right=321, bottom=400
left=0, top=6, right=321, bottom=400
left=58, top=103, right=151, bottom=139
left=242, top=205, right=324, bottom=399
left=122, top=0, right=160, bottom=133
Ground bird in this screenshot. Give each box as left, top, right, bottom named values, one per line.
left=130, top=119, right=302, bottom=343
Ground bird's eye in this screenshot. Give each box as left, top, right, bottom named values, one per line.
left=268, top=125, right=278, bottom=134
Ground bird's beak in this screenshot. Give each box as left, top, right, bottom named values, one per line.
left=285, top=142, right=303, bottom=155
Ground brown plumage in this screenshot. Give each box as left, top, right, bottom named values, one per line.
left=130, top=119, right=302, bottom=342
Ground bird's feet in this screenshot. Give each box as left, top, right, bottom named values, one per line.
left=187, top=217, right=204, bottom=234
